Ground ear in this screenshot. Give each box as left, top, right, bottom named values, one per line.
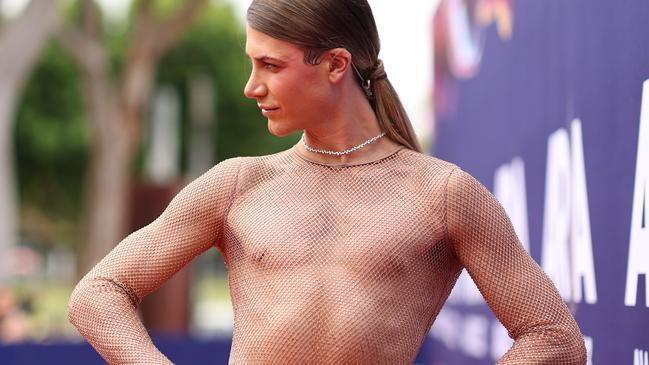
left=326, top=48, right=352, bottom=84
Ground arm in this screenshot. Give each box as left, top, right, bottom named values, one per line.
left=68, top=158, right=241, bottom=364
left=445, top=167, right=586, bottom=364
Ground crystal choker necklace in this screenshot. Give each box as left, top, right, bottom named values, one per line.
left=300, top=132, right=386, bottom=156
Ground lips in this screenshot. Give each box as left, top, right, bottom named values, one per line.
left=258, top=105, right=279, bottom=112
left=258, top=105, right=280, bottom=118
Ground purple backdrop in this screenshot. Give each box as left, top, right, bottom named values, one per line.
left=428, top=0, right=649, bottom=363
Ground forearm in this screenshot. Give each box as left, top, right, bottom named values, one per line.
left=445, top=167, right=586, bottom=365
left=68, top=276, right=172, bottom=365
left=67, top=158, right=240, bottom=364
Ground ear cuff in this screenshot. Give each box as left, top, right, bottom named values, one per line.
left=352, top=62, right=373, bottom=98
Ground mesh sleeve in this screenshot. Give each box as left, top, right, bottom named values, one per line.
left=445, top=167, right=586, bottom=364
left=67, top=157, right=241, bottom=365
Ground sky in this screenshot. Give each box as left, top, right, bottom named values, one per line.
left=1, top=0, right=439, bottom=146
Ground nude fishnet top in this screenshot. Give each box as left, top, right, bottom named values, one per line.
left=68, top=144, right=586, bottom=364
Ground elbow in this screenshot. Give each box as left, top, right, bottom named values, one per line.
left=508, top=323, right=587, bottom=364
left=548, top=323, right=587, bottom=365
left=67, top=276, right=106, bottom=334
left=566, top=331, right=587, bottom=365
left=67, top=275, right=140, bottom=335
left=67, top=280, right=90, bottom=331
left=561, top=317, right=587, bottom=364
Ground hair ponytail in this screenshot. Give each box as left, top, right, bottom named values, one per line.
left=366, top=62, right=422, bottom=152
left=248, top=0, right=423, bottom=153
left=373, top=79, right=422, bottom=152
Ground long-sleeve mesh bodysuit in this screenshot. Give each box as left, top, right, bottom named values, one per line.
left=68, top=144, right=586, bottom=364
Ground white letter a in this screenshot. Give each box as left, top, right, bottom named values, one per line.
left=625, top=80, right=649, bottom=307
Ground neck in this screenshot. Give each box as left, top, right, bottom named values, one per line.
left=299, top=100, right=396, bottom=164
left=301, top=131, right=386, bottom=156
left=296, top=86, right=401, bottom=165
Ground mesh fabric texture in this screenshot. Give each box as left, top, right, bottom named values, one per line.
left=68, top=144, right=586, bottom=364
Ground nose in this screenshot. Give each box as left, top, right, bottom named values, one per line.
left=244, top=70, right=267, bottom=99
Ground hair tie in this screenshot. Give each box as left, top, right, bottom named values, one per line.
left=369, top=59, right=387, bottom=81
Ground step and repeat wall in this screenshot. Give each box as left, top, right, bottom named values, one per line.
left=428, top=0, right=649, bottom=364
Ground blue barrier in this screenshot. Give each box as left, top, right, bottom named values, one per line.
left=0, top=337, right=232, bottom=365
left=0, top=337, right=431, bottom=364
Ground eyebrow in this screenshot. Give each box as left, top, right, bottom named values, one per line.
left=247, top=54, right=287, bottom=64
left=261, top=56, right=282, bottom=62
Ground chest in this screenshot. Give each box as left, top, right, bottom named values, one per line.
left=222, top=172, right=447, bottom=274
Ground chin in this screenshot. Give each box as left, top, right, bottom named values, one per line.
left=267, top=119, right=296, bottom=137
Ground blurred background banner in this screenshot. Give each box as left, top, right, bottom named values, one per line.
left=429, top=0, right=649, bottom=363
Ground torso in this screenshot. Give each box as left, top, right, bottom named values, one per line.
left=221, top=145, right=462, bottom=364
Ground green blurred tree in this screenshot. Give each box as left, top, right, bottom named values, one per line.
left=56, top=0, right=209, bottom=275
left=15, top=43, right=88, bottom=251
left=11, top=0, right=301, bottom=336
left=156, top=3, right=298, bottom=167
left=14, top=1, right=299, bottom=271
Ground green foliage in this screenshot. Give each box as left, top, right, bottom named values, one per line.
left=130, top=0, right=191, bottom=19
left=156, top=2, right=299, bottom=168
left=60, top=0, right=129, bottom=80
left=14, top=42, right=89, bottom=249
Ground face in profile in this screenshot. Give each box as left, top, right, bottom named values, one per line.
left=244, top=25, right=332, bottom=137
